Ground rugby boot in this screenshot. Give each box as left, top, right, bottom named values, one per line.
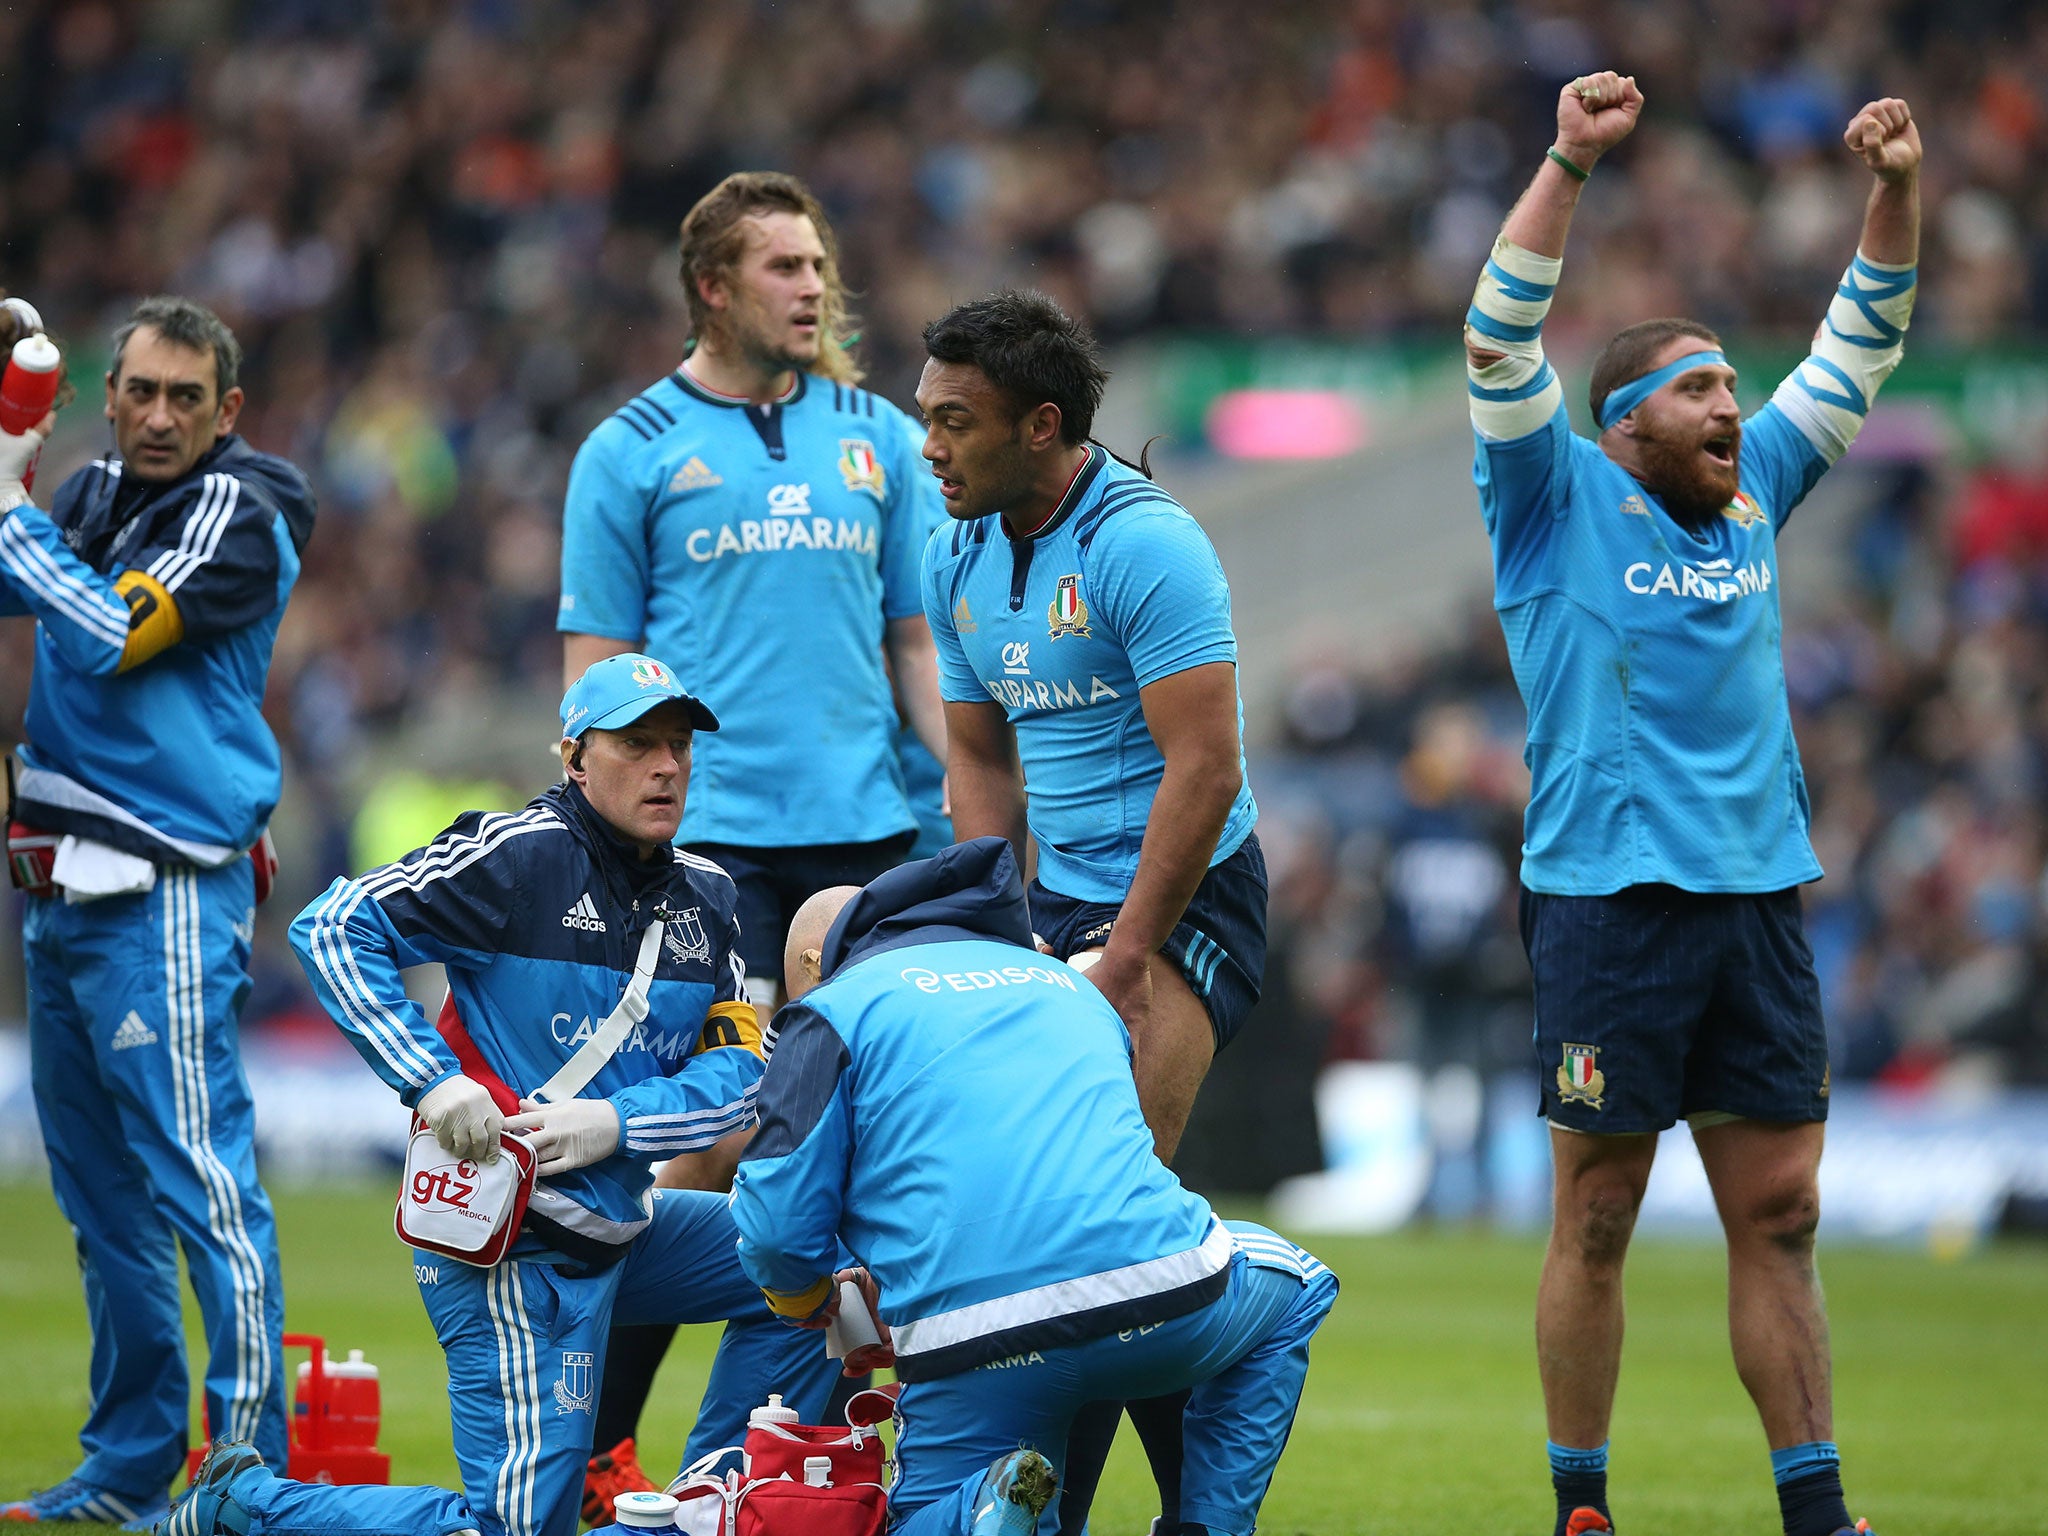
left=153, top=1442, right=267, bottom=1536
left=1563, top=1508, right=1614, bottom=1536
left=969, top=1449, right=1059, bottom=1536
left=582, top=1438, right=658, bottom=1525
left=2, top=1476, right=169, bottom=1531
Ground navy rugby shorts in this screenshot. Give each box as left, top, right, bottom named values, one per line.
left=1029, top=832, right=1269, bottom=1050
left=1519, top=883, right=1830, bottom=1134
left=686, top=833, right=915, bottom=989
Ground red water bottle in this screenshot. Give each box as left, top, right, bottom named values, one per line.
left=296, top=1346, right=383, bottom=1449
left=0, top=333, right=60, bottom=436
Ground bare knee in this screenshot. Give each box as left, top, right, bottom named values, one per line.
left=1554, top=1175, right=1644, bottom=1273
left=1732, top=1179, right=1820, bottom=1257
left=1577, top=1185, right=1641, bottom=1270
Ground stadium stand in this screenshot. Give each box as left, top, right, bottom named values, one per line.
left=2, top=0, right=2045, bottom=1114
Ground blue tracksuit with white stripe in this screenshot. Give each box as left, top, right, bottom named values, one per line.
left=729, top=838, right=1337, bottom=1535
left=264, top=782, right=839, bottom=1536
left=2, top=436, right=313, bottom=1503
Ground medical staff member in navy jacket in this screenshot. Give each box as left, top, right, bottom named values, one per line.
left=158, top=655, right=839, bottom=1536
left=730, top=838, right=1337, bottom=1536
left=2, top=297, right=311, bottom=1528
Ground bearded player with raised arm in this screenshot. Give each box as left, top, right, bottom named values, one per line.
left=1466, top=73, right=1919, bottom=1536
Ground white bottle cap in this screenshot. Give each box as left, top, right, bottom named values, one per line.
left=612, top=1491, right=679, bottom=1529
left=10, top=334, right=58, bottom=374
left=748, top=1392, right=800, bottom=1427
left=297, top=1351, right=378, bottom=1378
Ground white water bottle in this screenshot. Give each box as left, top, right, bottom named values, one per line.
left=612, top=1491, right=680, bottom=1530
left=748, top=1393, right=800, bottom=1429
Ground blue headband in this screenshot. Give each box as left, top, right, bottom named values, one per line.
left=1597, top=348, right=1729, bottom=429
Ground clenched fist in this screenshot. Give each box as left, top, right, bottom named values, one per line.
left=1554, top=71, right=1644, bottom=170
left=1845, top=97, right=1920, bottom=183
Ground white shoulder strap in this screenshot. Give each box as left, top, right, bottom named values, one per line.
left=532, top=920, right=665, bottom=1105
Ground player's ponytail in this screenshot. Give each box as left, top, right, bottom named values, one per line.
left=1092, top=434, right=1163, bottom=481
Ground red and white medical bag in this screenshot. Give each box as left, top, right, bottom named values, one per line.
left=395, top=920, right=664, bottom=1267
left=392, top=1116, right=538, bottom=1266
left=664, top=1392, right=895, bottom=1536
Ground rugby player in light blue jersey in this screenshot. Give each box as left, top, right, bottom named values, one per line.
left=1465, top=73, right=1921, bottom=1536
left=917, top=290, right=1263, bottom=1536
left=555, top=172, right=945, bottom=1508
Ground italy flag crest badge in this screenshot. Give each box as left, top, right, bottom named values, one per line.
left=838, top=438, right=886, bottom=497
left=1048, top=573, right=1091, bottom=639
left=1722, top=490, right=1766, bottom=528
left=1557, top=1042, right=1606, bottom=1110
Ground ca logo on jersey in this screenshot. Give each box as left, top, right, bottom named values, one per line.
left=1048, top=574, right=1091, bottom=639
left=838, top=439, right=887, bottom=497
left=1722, top=490, right=1766, bottom=528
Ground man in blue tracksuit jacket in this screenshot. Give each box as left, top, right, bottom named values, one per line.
left=1, top=298, right=313, bottom=1527
left=728, top=838, right=1337, bottom=1536
left=157, top=654, right=842, bottom=1536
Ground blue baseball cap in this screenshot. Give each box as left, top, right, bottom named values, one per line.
left=560, top=653, right=719, bottom=739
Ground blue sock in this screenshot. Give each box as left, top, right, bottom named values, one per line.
left=1549, top=1441, right=1609, bottom=1536
left=1772, top=1443, right=1851, bottom=1536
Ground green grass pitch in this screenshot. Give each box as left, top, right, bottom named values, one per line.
left=2, top=1179, right=2043, bottom=1533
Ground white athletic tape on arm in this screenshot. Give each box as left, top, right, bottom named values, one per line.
left=1467, top=238, right=1565, bottom=441
left=1769, top=252, right=1916, bottom=465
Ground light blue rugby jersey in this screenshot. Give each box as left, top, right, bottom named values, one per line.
left=1468, top=238, right=1915, bottom=896
left=1478, top=403, right=1828, bottom=895
left=559, top=370, right=937, bottom=848
left=922, top=446, right=1257, bottom=903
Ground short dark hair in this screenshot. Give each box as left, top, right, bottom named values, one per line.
left=1589, top=317, right=1722, bottom=427
left=110, top=295, right=242, bottom=399
left=922, top=289, right=1107, bottom=445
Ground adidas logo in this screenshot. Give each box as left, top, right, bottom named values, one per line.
left=954, top=597, right=976, bottom=633
left=668, top=456, right=723, bottom=494
left=563, top=894, right=608, bottom=932
left=111, top=1011, right=158, bottom=1051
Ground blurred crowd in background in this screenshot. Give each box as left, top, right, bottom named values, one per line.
left=4, top=0, right=2048, bottom=1181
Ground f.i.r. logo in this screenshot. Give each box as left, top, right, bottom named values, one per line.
left=1048, top=574, right=1091, bottom=639
left=1557, top=1043, right=1606, bottom=1110
left=555, top=1352, right=594, bottom=1415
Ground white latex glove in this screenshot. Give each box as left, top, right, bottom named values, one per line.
left=504, top=1096, right=620, bottom=1176
left=0, top=423, right=44, bottom=514
left=416, top=1075, right=503, bottom=1164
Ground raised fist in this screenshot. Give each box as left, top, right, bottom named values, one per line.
left=1844, top=98, right=1920, bottom=183
left=1555, top=72, right=1644, bottom=167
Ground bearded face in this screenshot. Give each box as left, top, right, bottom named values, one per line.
left=1632, top=409, right=1742, bottom=527
left=1617, top=358, right=1743, bottom=528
